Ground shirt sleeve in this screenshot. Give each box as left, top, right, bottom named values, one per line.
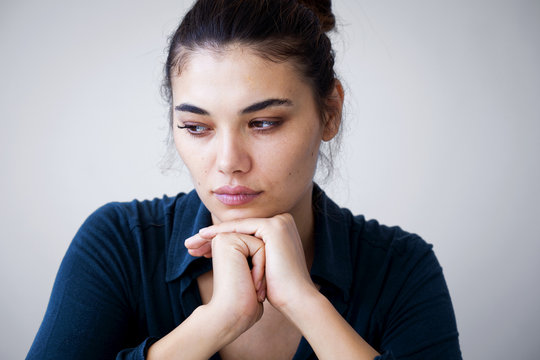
left=376, top=237, right=462, bottom=359
left=26, top=203, right=157, bottom=360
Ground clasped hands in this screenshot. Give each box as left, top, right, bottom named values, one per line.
left=184, top=213, right=317, bottom=334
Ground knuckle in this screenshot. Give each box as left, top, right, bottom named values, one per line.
left=212, top=233, right=230, bottom=245
left=213, top=232, right=250, bottom=253
left=282, top=213, right=294, bottom=222
left=227, top=219, right=242, bottom=233
left=269, top=217, right=282, bottom=228
left=273, top=213, right=293, bottom=227
left=213, top=233, right=224, bottom=241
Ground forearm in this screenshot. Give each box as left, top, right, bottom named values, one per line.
left=147, top=304, right=235, bottom=360
left=283, top=289, right=380, bottom=360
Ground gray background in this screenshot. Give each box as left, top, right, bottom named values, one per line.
left=1, top=0, right=539, bottom=359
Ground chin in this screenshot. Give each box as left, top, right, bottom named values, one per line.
left=211, top=207, right=272, bottom=223
left=208, top=201, right=283, bottom=224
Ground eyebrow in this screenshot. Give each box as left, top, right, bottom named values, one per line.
left=241, top=98, right=293, bottom=114
left=174, top=98, right=293, bottom=116
left=174, top=103, right=209, bottom=115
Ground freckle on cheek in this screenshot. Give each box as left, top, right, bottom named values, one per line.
left=289, top=172, right=292, bottom=176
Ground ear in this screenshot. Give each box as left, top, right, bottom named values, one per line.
left=322, top=79, right=344, bottom=141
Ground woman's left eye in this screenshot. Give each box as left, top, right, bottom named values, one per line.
left=249, top=119, right=281, bottom=130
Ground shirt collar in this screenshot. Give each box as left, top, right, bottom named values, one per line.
left=165, top=185, right=354, bottom=302
left=311, top=184, right=354, bottom=302
left=165, top=190, right=212, bottom=283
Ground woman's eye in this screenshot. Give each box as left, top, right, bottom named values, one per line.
left=177, top=123, right=210, bottom=136
left=249, top=119, right=281, bottom=130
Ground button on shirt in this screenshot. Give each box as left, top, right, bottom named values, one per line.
left=27, top=185, right=462, bottom=359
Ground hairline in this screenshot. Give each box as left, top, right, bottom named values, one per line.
left=168, top=41, right=331, bottom=122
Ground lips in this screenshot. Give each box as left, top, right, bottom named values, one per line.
left=213, top=185, right=262, bottom=206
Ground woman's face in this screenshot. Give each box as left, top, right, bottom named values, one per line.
left=171, top=45, right=336, bottom=224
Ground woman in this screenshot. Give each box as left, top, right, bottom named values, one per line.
left=27, top=0, right=461, bottom=359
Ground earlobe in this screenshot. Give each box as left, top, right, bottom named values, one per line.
left=322, top=79, right=344, bottom=141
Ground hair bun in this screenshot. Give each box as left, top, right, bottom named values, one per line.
left=298, top=0, right=335, bottom=32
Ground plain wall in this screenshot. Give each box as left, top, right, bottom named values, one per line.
left=1, top=0, right=539, bottom=358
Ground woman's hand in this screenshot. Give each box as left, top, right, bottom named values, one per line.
left=186, top=231, right=266, bottom=336
left=149, top=232, right=266, bottom=360
left=186, top=214, right=318, bottom=313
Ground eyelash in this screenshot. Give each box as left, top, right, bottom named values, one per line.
left=249, top=119, right=281, bottom=130
left=177, top=124, right=210, bottom=136
left=177, top=119, right=282, bottom=136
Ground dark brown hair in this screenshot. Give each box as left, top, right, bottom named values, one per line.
left=162, top=0, right=341, bottom=176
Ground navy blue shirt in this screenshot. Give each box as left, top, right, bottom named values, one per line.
left=27, top=186, right=461, bottom=359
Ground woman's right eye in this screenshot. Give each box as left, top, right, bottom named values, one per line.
left=177, top=123, right=211, bottom=136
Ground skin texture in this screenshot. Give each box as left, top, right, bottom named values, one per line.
left=147, top=45, right=379, bottom=359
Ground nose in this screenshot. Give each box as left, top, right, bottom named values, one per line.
left=216, top=131, right=251, bottom=175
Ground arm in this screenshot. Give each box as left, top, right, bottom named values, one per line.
left=281, top=287, right=380, bottom=359
left=146, top=304, right=235, bottom=360
left=27, top=204, right=153, bottom=359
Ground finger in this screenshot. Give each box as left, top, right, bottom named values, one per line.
left=184, top=233, right=210, bottom=249
left=232, top=234, right=265, bottom=293
left=258, top=287, right=266, bottom=303
left=221, top=233, right=265, bottom=291
left=257, top=275, right=267, bottom=303
left=250, top=241, right=265, bottom=292
left=211, top=233, right=266, bottom=296
left=187, top=242, right=212, bottom=257
left=199, top=217, right=269, bottom=239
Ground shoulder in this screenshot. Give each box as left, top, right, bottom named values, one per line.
left=351, top=214, right=434, bottom=262
left=60, top=192, right=196, bottom=300
left=348, top=215, right=460, bottom=357
left=314, top=186, right=435, bottom=272
left=69, top=192, right=194, bottom=269
left=348, top=213, right=448, bottom=310
left=314, top=186, right=438, bottom=279
left=81, top=193, right=184, bottom=233
left=345, top=211, right=445, bottom=303
left=323, top=197, right=460, bottom=356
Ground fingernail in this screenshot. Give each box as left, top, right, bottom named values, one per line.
left=184, top=236, right=194, bottom=246
left=199, top=227, right=213, bottom=236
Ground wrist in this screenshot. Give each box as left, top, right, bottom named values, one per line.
left=278, top=284, right=326, bottom=323
left=205, top=298, right=263, bottom=344
left=147, top=304, right=239, bottom=360
left=199, top=303, right=241, bottom=348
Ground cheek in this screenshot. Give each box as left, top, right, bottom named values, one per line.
left=265, top=132, right=320, bottom=182
left=174, top=136, right=210, bottom=183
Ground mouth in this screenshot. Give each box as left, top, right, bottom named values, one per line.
left=213, top=185, right=262, bottom=206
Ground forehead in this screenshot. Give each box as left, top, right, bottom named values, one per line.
left=171, top=45, right=312, bottom=105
